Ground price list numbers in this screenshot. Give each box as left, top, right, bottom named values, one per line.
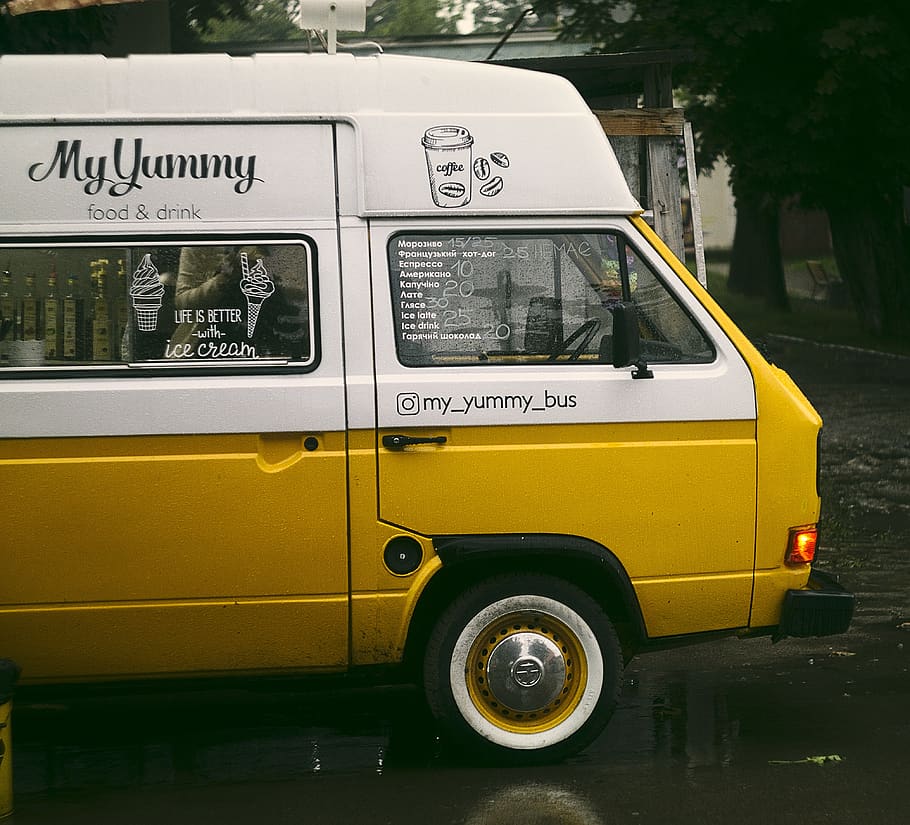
left=392, top=236, right=522, bottom=360
left=392, top=237, right=480, bottom=350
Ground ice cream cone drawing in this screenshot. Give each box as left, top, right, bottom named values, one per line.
left=129, top=254, right=165, bottom=331
left=239, top=252, right=275, bottom=337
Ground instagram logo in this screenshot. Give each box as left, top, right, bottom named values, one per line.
left=397, top=392, right=420, bottom=416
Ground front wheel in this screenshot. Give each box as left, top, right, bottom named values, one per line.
left=423, top=574, right=623, bottom=762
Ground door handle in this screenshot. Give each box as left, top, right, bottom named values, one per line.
left=382, top=434, right=447, bottom=451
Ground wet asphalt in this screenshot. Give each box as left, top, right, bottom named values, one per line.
left=7, top=336, right=910, bottom=824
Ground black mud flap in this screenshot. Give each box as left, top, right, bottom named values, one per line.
left=776, top=569, right=855, bottom=640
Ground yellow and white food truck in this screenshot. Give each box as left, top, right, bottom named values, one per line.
left=0, top=51, right=852, bottom=761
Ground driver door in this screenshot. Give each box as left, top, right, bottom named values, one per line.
left=371, top=219, right=757, bottom=638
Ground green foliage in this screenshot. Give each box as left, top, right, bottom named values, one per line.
left=466, top=0, right=522, bottom=35
left=1, top=0, right=555, bottom=51
left=169, top=0, right=252, bottom=50
left=366, top=0, right=456, bottom=37
left=0, top=5, right=113, bottom=53
left=443, top=1, right=551, bottom=36
left=534, top=0, right=910, bottom=209
left=0, top=0, right=251, bottom=53
left=199, top=0, right=304, bottom=42
left=707, top=266, right=910, bottom=356
left=535, top=0, right=910, bottom=339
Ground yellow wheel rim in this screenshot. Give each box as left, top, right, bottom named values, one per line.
left=463, top=609, right=589, bottom=735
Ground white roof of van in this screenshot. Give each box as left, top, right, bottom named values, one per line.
left=0, top=53, right=640, bottom=217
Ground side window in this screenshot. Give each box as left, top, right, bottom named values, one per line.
left=388, top=233, right=713, bottom=367
left=0, top=241, right=315, bottom=371
left=626, top=246, right=714, bottom=363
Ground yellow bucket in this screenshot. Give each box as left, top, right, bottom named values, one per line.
left=0, top=699, right=12, bottom=819
left=0, top=660, right=21, bottom=820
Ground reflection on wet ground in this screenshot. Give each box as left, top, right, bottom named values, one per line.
left=9, top=341, right=910, bottom=823
left=11, top=614, right=909, bottom=824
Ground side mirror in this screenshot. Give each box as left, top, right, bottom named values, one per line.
left=608, top=302, right=653, bottom=380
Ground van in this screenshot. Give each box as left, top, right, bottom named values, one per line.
left=0, top=52, right=853, bottom=761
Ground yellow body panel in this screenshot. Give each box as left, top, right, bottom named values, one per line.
left=346, top=427, right=443, bottom=665
left=350, top=557, right=443, bottom=665
left=1, top=431, right=349, bottom=682
left=631, top=216, right=822, bottom=624
left=0, top=221, right=823, bottom=684
left=0, top=598, right=348, bottom=681
left=377, top=420, right=757, bottom=636
left=633, top=572, right=753, bottom=637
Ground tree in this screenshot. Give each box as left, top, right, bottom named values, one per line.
left=0, top=0, right=250, bottom=53
left=533, top=0, right=910, bottom=338
left=366, top=0, right=455, bottom=38
left=792, top=13, right=910, bottom=339
left=437, top=1, right=552, bottom=36
left=196, top=0, right=465, bottom=44
left=168, top=0, right=251, bottom=50
left=0, top=3, right=112, bottom=52
left=200, top=0, right=302, bottom=43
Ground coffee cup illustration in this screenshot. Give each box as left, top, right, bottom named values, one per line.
left=422, top=125, right=474, bottom=208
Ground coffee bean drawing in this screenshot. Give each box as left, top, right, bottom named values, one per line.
left=438, top=181, right=466, bottom=198
left=473, top=157, right=491, bottom=181
left=479, top=176, right=504, bottom=197
left=490, top=152, right=510, bottom=168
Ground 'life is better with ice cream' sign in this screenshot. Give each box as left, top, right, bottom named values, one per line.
left=0, top=123, right=336, bottom=226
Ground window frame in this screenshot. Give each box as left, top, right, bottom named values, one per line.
left=386, top=228, right=715, bottom=369
left=0, top=233, right=321, bottom=380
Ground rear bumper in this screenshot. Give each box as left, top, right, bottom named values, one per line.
left=777, top=569, right=854, bottom=639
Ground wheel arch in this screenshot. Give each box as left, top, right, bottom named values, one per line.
left=404, top=533, right=646, bottom=674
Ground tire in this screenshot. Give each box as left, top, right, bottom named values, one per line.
left=423, top=574, right=623, bottom=762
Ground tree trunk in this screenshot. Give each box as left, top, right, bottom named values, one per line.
left=826, top=193, right=910, bottom=341
left=728, top=194, right=790, bottom=310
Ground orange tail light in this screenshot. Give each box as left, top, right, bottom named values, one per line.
left=786, top=526, right=818, bottom=565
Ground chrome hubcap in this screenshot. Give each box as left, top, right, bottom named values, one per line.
left=486, top=631, right=566, bottom=711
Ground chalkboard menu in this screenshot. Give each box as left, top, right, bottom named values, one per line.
left=388, top=233, right=613, bottom=366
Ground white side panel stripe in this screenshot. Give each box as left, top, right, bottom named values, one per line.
left=0, top=375, right=345, bottom=438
